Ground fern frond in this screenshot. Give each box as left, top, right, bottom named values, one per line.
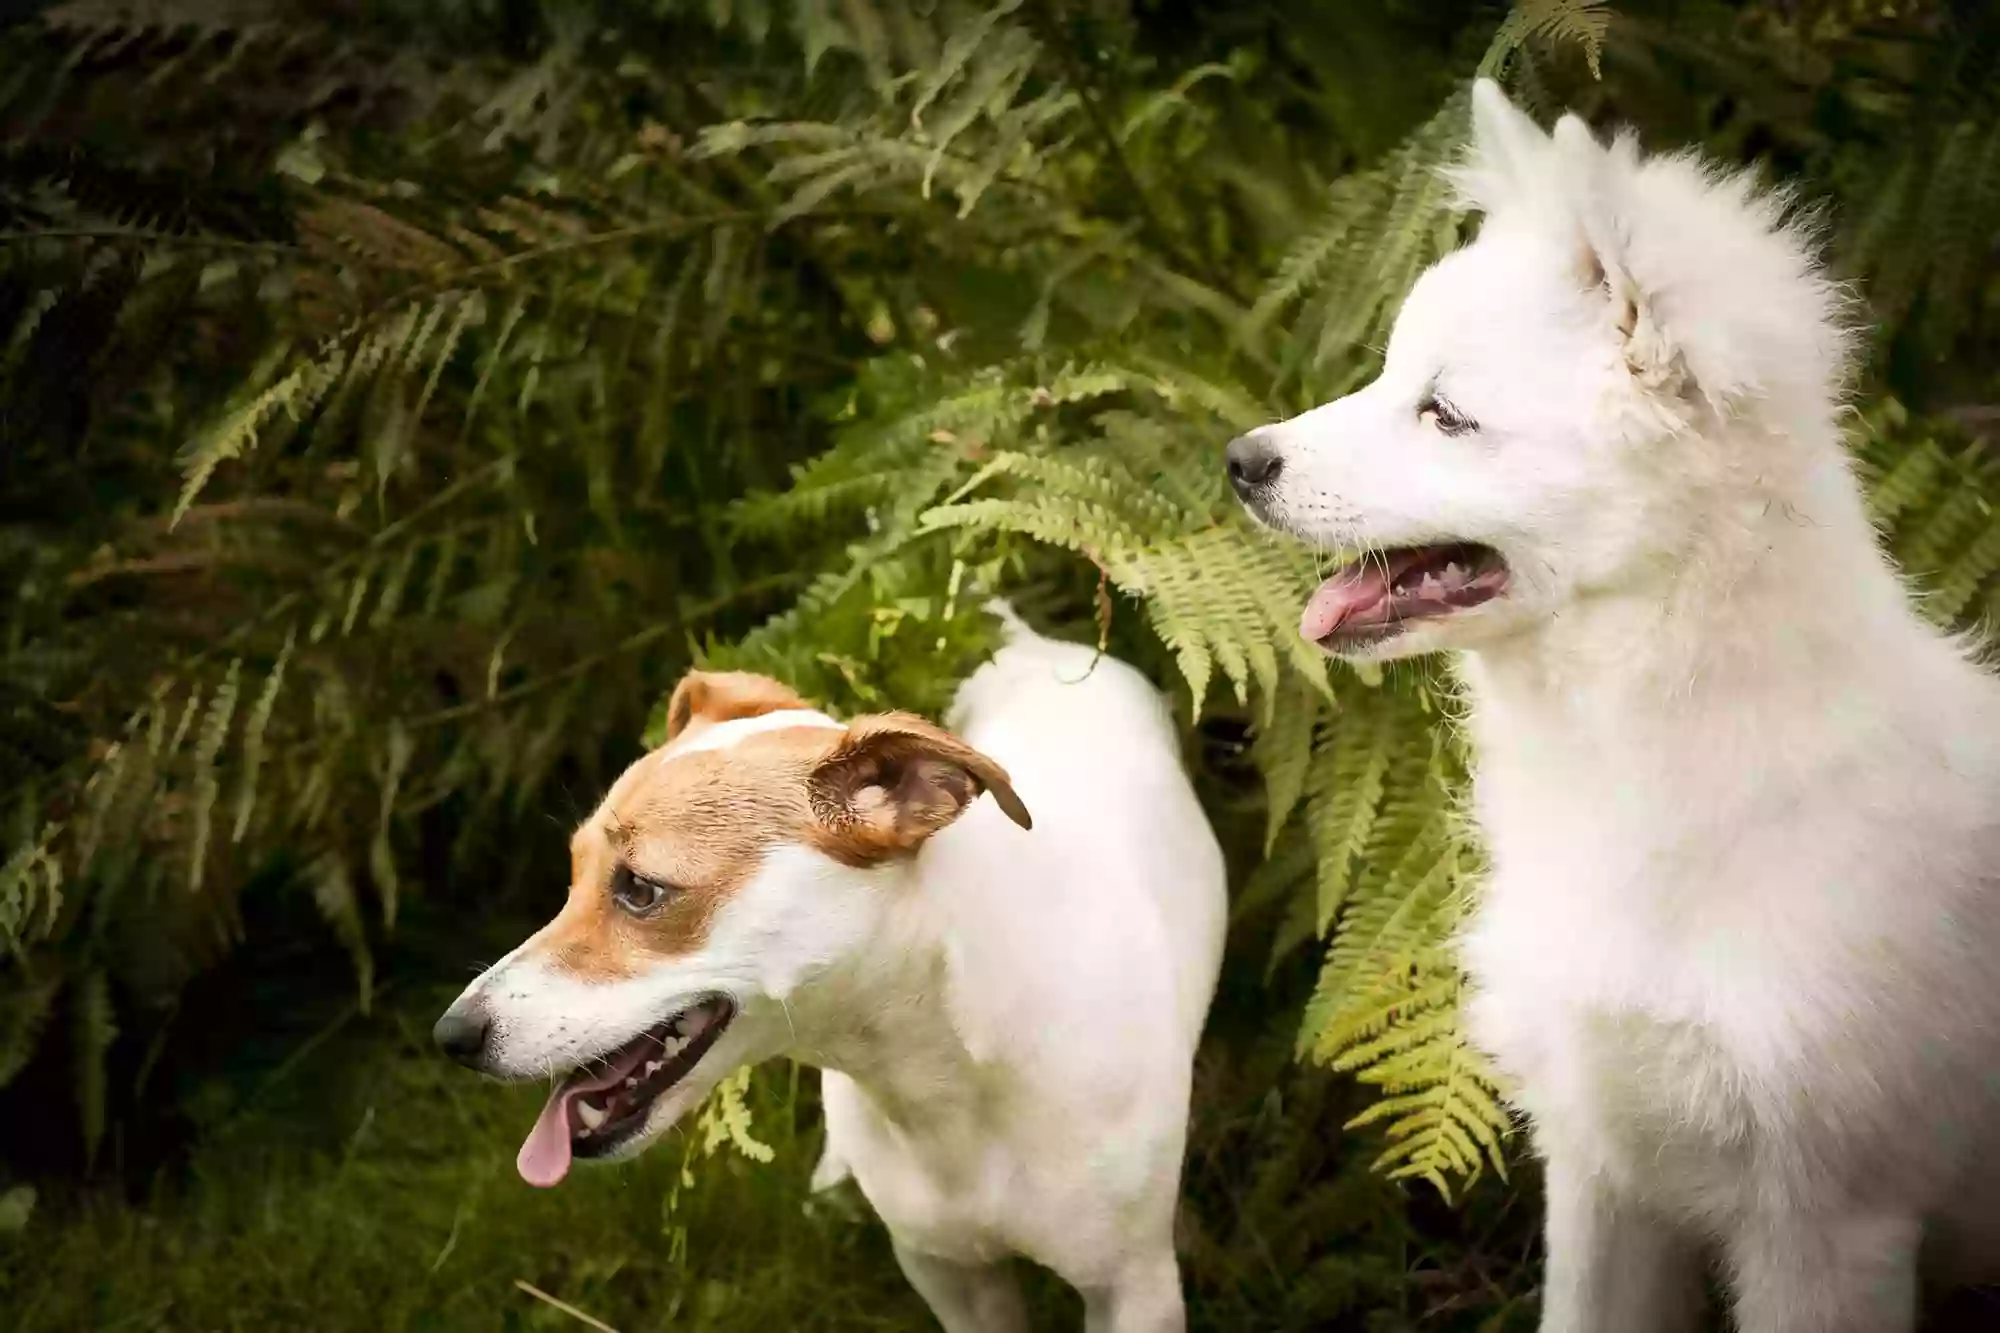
left=0, top=817, right=64, bottom=948
left=186, top=658, right=242, bottom=893
left=231, top=631, right=296, bottom=844
left=1250, top=672, right=1323, bottom=851
left=1481, top=0, right=1613, bottom=80
left=307, top=853, right=374, bottom=1013
left=696, top=1065, right=777, bottom=1164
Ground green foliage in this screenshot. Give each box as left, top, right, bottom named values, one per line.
left=4, top=0, right=2000, bottom=1242
left=0, top=975, right=1537, bottom=1332
left=679, top=0, right=2000, bottom=1198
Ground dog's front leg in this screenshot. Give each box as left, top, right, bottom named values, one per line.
left=1080, top=1252, right=1186, bottom=1333
left=1539, top=1150, right=1704, bottom=1333
left=1725, top=1211, right=1920, bottom=1333
left=891, top=1239, right=1029, bottom=1333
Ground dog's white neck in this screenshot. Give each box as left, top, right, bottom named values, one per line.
left=779, top=864, right=993, bottom=1138
left=1457, top=417, right=1985, bottom=868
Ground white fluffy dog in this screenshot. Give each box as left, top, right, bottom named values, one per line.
left=1226, top=78, right=2000, bottom=1333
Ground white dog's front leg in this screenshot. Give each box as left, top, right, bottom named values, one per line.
left=1539, top=1151, right=1704, bottom=1333
left=890, top=1239, right=1028, bottom=1333
left=1081, top=1252, right=1185, bottom=1333
left=1725, top=1211, right=1920, bottom=1333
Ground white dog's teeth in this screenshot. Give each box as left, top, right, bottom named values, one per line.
left=644, top=1059, right=664, bottom=1077
left=576, top=1101, right=606, bottom=1130
left=624, top=1076, right=639, bottom=1089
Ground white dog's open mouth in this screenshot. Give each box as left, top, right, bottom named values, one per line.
left=1302, top=543, right=1510, bottom=649
left=516, top=995, right=734, bottom=1187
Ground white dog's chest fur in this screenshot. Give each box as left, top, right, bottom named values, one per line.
left=1459, top=690, right=2000, bottom=1233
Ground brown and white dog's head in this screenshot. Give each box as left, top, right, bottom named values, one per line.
left=432, top=669, right=1031, bottom=1187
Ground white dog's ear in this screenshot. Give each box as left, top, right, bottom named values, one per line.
left=1551, top=114, right=1688, bottom=397
left=807, top=713, right=1031, bottom=861
left=1463, top=78, right=1551, bottom=205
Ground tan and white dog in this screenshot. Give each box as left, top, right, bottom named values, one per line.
left=434, top=608, right=1227, bottom=1333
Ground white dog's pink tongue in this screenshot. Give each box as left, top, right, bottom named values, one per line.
left=1301, top=566, right=1392, bottom=642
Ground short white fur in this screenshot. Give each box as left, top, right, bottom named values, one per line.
left=1242, top=77, right=2000, bottom=1333
left=446, top=615, right=1228, bottom=1333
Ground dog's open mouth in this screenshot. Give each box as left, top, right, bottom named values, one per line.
left=1302, top=543, right=1510, bottom=649
left=516, top=995, right=734, bottom=1188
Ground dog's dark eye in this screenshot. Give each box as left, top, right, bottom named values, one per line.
left=1419, top=394, right=1477, bottom=437
left=610, top=864, right=674, bottom=916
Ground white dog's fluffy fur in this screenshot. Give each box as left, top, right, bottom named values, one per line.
left=1235, top=79, right=2000, bottom=1332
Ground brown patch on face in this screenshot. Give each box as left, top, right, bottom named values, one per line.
left=522, top=710, right=1031, bottom=982
left=662, top=670, right=810, bottom=748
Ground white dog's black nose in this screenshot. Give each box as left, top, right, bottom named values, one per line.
left=1225, top=430, right=1283, bottom=498
left=433, top=1001, right=492, bottom=1068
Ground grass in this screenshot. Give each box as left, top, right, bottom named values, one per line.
left=0, top=980, right=1536, bottom=1320
left=0, top=934, right=1540, bottom=1332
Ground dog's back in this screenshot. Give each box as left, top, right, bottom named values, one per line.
left=943, top=605, right=1227, bottom=1046
left=813, top=607, right=1226, bottom=1308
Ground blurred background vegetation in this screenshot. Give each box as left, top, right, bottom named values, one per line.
left=2, top=0, right=1997, bottom=1328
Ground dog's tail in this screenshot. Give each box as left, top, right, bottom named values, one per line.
left=983, top=597, right=1035, bottom=643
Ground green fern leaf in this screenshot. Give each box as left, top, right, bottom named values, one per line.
left=187, top=659, right=242, bottom=893
left=307, top=853, right=375, bottom=1013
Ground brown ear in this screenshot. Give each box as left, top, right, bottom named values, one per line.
left=807, top=713, right=1032, bottom=862
left=664, top=670, right=811, bottom=743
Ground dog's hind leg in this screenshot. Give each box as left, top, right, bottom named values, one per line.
left=891, top=1240, right=1029, bottom=1333
left=1726, top=1211, right=1921, bottom=1333
left=1080, top=1251, right=1186, bottom=1333
left=1539, top=1152, right=1705, bottom=1333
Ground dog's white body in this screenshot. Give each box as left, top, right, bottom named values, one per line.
left=439, top=611, right=1225, bottom=1333
left=812, top=623, right=1227, bottom=1331
left=1236, top=79, right=2000, bottom=1333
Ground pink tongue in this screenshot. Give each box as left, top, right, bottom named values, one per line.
left=516, top=1043, right=652, bottom=1188
left=1300, top=565, right=1393, bottom=642
left=517, top=1086, right=581, bottom=1188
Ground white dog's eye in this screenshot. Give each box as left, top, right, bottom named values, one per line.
left=610, top=864, right=673, bottom=916
left=1418, top=395, right=1477, bottom=437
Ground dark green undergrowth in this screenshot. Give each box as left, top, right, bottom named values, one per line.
left=0, top=912, right=1540, bottom=1333
left=0, top=1022, right=1540, bottom=1333
left=5, top=0, right=1998, bottom=1327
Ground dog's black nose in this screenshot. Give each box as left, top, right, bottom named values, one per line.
left=1225, top=430, right=1283, bottom=497
left=433, top=1002, right=491, bottom=1068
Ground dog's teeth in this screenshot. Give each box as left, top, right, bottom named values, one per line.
left=576, top=1101, right=606, bottom=1130
left=624, top=1076, right=638, bottom=1088
left=644, top=1059, right=664, bottom=1077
